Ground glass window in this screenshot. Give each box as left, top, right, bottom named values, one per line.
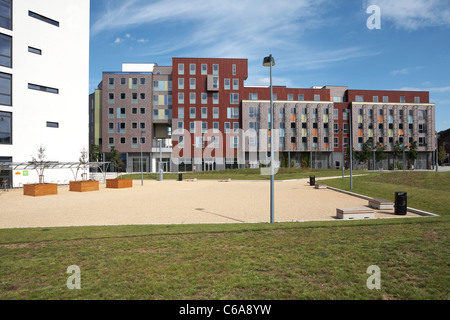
left=230, top=93, right=239, bottom=104
left=201, top=107, right=207, bottom=119
left=178, top=78, right=184, bottom=89
left=178, top=107, right=184, bottom=119
left=46, top=121, right=59, bottom=128
left=178, top=63, right=184, bottom=75
left=29, top=10, right=59, bottom=27
left=0, top=110, right=11, bottom=144
left=213, top=64, right=219, bottom=75
left=233, top=79, right=239, bottom=90
left=224, top=79, right=230, bottom=90
left=213, top=107, right=219, bottom=119
left=227, top=107, right=239, bottom=119
left=0, top=33, right=12, bottom=67
left=0, top=72, right=11, bottom=105
left=201, top=64, right=207, bottom=75
left=190, top=78, right=196, bottom=90
left=298, top=94, right=304, bottom=101
left=190, top=64, right=196, bottom=75
left=314, top=94, right=320, bottom=101
left=28, top=83, right=58, bottom=94
left=0, top=0, right=12, bottom=30
left=190, top=107, right=196, bottom=119
left=201, top=93, right=207, bottom=104
left=213, top=92, right=219, bottom=104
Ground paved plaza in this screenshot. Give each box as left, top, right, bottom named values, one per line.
left=0, top=178, right=421, bottom=229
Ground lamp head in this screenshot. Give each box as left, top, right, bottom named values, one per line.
left=263, top=55, right=275, bottom=67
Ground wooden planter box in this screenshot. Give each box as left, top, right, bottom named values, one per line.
left=23, top=183, right=58, bottom=197
left=69, top=180, right=99, bottom=192
left=106, top=178, right=133, bottom=189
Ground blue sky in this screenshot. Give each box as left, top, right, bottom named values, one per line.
left=89, top=0, right=450, bottom=131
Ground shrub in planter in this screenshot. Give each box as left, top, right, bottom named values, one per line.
left=23, top=145, right=58, bottom=197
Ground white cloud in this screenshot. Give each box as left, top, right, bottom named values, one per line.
left=91, top=0, right=335, bottom=59
left=397, top=86, right=450, bottom=93
left=365, top=0, right=450, bottom=30
left=114, top=37, right=122, bottom=44
left=391, top=66, right=424, bottom=76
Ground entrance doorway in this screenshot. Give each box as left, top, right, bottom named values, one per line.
left=203, top=161, right=215, bottom=171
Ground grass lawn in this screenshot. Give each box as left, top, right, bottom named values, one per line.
left=322, top=171, right=450, bottom=216
left=122, top=167, right=368, bottom=181
left=1, top=170, right=449, bottom=300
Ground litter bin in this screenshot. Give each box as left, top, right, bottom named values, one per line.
left=178, top=173, right=183, bottom=181
left=309, top=176, right=316, bottom=186
left=395, top=191, right=407, bottom=215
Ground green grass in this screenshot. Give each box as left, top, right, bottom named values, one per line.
left=122, top=167, right=368, bottom=181
left=1, top=170, right=449, bottom=300
left=323, top=171, right=450, bottom=216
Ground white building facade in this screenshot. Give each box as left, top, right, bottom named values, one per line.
left=0, top=0, right=90, bottom=187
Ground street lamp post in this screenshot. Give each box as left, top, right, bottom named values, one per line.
left=400, top=135, right=405, bottom=171
left=349, top=110, right=353, bottom=190
left=160, top=138, right=163, bottom=181
left=338, top=128, right=344, bottom=178
left=263, top=54, right=275, bottom=224
left=436, top=132, right=439, bottom=172
left=140, top=130, right=146, bottom=186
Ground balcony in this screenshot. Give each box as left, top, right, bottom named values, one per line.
left=152, top=138, right=173, bottom=153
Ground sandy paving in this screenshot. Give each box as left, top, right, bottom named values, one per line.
left=0, top=178, right=420, bottom=229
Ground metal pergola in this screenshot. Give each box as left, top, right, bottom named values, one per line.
left=0, top=161, right=111, bottom=189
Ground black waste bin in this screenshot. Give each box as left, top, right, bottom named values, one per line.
left=395, top=191, right=407, bottom=215
left=309, top=176, right=315, bottom=186
left=178, top=173, right=183, bottom=181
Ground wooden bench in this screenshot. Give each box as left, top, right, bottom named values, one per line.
left=315, top=184, right=327, bottom=189
left=219, top=178, right=231, bottom=182
left=368, top=198, right=394, bottom=210
left=185, top=178, right=197, bottom=182
left=336, top=207, right=375, bottom=220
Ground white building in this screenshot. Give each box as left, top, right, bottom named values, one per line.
left=0, top=0, right=90, bottom=187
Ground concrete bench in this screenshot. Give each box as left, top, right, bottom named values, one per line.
left=219, top=178, right=231, bottom=182
left=368, top=198, right=394, bottom=210
left=336, top=207, right=375, bottom=220
left=315, top=184, right=327, bottom=189
left=185, top=178, right=197, bottom=182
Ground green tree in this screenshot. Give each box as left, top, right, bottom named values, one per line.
left=356, top=138, right=373, bottom=169
left=108, top=146, right=124, bottom=178
left=392, top=141, right=403, bottom=170
left=30, top=144, right=49, bottom=184
left=89, top=144, right=102, bottom=163
left=374, top=142, right=388, bottom=170
left=438, top=146, right=447, bottom=164
left=407, top=141, right=418, bottom=169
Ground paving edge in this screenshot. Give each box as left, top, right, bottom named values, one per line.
left=326, top=186, right=440, bottom=217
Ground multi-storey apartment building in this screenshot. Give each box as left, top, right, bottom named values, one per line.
left=91, top=57, right=436, bottom=173
left=0, top=0, right=90, bottom=188
left=91, top=63, right=173, bottom=173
